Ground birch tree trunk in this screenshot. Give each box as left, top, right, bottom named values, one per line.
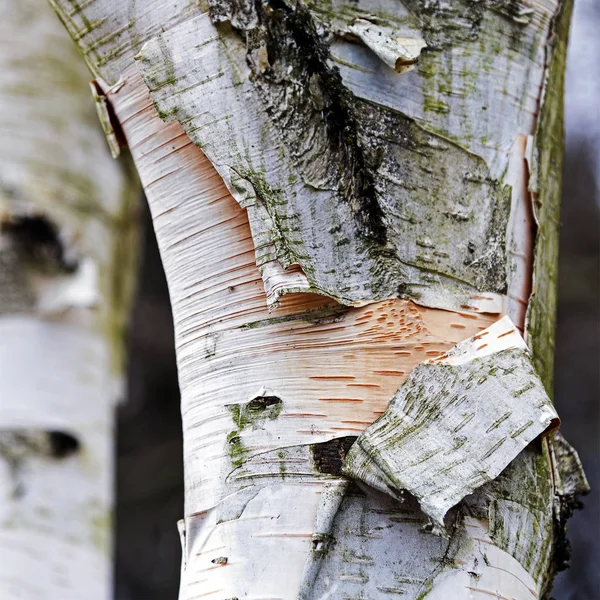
left=0, top=1, right=139, bottom=598
left=48, top=0, right=588, bottom=598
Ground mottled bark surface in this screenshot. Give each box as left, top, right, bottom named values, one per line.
left=47, top=0, right=590, bottom=598
left=112, top=3, right=600, bottom=595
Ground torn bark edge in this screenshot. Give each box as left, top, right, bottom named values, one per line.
left=524, top=134, right=541, bottom=228
left=259, top=260, right=313, bottom=310
left=549, top=431, right=590, bottom=499
left=341, top=316, right=561, bottom=527
left=346, top=19, right=427, bottom=74
left=132, top=19, right=508, bottom=318
left=90, top=80, right=127, bottom=159
left=177, top=518, right=187, bottom=571
left=548, top=431, right=590, bottom=579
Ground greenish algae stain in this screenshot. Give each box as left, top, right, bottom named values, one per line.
left=226, top=393, right=283, bottom=468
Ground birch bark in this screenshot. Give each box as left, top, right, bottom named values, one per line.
left=0, top=1, right=139, bottom=598
left=47, top=0, right=588, bottom=598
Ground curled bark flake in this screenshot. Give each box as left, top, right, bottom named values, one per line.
left=348, top=19, right=426, bottom=73
left=342, top=317, right=559, bottom=525
left=90, top=80, right=125, bottom=158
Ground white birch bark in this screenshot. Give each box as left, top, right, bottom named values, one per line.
left=47, top=0, right=588, bottom=598
left=0, top=1, right=139, bottom=598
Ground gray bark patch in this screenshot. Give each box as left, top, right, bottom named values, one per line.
left=342, top=347, right=558, bottom=525
left=136, top=9, right=510, bottom=310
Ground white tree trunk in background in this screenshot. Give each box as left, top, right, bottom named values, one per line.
left=48, top=0, right=589, bottom=598
left=0, top=1, right=139, bottom=598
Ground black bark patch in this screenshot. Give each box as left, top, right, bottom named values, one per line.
left=1, top=215, right=77, bottom=273
left=48, top=431, right=80, bottom=458
left=278, top=3, right=387, bottom=245
left=245, top=395, right=282, bottom=412
left=227, top=394, right=283, bottom=430
left=210, top=0, right=388, bottom=247
left=311, top=436, right=357, bottom=475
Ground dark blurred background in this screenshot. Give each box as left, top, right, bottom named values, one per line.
left=113, top=0, right=600, bottom=597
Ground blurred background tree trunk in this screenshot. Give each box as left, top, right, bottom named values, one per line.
left=0, top=1, right=139, bottom=598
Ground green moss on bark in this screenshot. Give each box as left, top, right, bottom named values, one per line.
left=526, top=0, right=573, bottom=396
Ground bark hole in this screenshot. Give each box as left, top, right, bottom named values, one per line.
left=311, top=436, right=357, bottom=475
left=245, top=395, right=282, bottom=412
left=1, top=214, right=76, bottom=273
left=48, top=431, right=80, bottom=458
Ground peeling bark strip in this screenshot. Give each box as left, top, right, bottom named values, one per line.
left=47, top=0, right=587, bottom=597
left=0, top=0, right=138, bottom=597
left=347, top=19, right=427, bottom=74
left=525, top=0, right=572, bottom=391
left=343, top=317, right=559, bottom=525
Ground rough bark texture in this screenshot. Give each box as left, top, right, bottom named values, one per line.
left=48, top=0, right=588, bottom=598
left=0, top=1, right=139, bottom=598
left=343, top=318, right=559, bottom=527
